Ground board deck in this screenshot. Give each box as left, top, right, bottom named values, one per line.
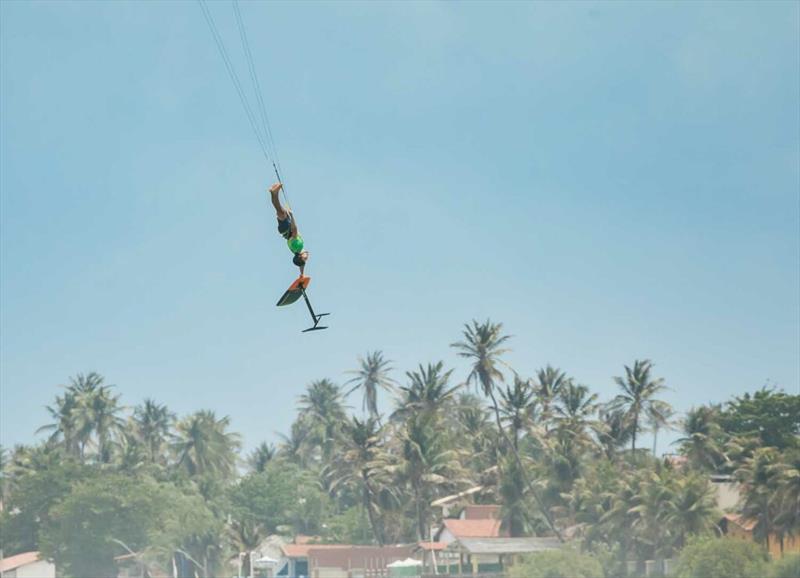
left=276, top=276, right=311, bottom=307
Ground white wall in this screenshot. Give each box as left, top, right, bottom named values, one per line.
left=437, top=528, right=456, bottom=545
left=8, top=560, right=56, bottom=578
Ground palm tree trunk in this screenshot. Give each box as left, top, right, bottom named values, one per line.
left=363, top=473, right=385, bottom=545
left=652, top=425, right=658, bottom=457
left=413, top=479, right=426, bottom=541
left=486, top=388, right=564, bottom=541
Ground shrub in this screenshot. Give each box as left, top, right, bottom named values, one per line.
left=509, top=549, right=604, bottom=578
left=771, top=553, right=800, bottom=578
left=675, top=537, right=768, bottom=578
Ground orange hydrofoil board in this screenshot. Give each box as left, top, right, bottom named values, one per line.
left=276, top=276, right=330, bottom=332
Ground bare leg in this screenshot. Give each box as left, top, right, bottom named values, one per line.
left=270, top=189, right=288, bottom=221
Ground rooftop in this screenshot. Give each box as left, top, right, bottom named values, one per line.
left=722, top=513, right=757, bottom=531
left=440, top=518, right=503, bottom=539
left=0, top=552, right=41, bottom=573
left=448, top=537, right=563, bottom=555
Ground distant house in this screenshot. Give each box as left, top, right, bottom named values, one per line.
left=720, top=513, right=800, bottom=559
left=0, top=552, right=56, bottom=578
left=445, top=537, right=563, bottom=574
left=418, top=504, right=510, bottom=572
left=433, top=504, right=506, bottom=546
left=278, top=544, right=414, bottom=578
left=435, top=519, right=506, bottom=544
left=278, top=543, right=351, bottom=577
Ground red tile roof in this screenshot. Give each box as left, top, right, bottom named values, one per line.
left=0, top=551, right=41, bottom=572
left=723, top=513, right=757, bottom=531
left=442, top=519, right=503, bottom=538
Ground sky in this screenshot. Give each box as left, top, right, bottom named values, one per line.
left=1, top=1, right=798, bottom=455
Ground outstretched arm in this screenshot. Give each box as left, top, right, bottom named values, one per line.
left=269, top=183, right=288, bottom=220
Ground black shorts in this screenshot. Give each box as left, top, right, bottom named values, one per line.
left=277, top=216, right=292, bottom=240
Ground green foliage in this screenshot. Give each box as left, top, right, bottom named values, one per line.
left=677, top=406, right=727, bottom=472
left=771, top=553, right=800, bottom=578
left=346, top=350, right=397, bottom=419
left=320, top=506, right=374, bottom=544
left=5, top=343, right=798, bottom=576
left=35, top=470, right=220, bottom=578
left=0, top=454, right=89, bottom=556
left=509, top=549, right=603, bottom=578
left=172, top=410, right=241, bottom=479
left=228, top=460, right=331, bottom=535
left=38, top=473, right=168, bottom=578
left=675, top=537, right=769, bottom=578
left=610, top=359, right=668, bottom=455
left=719, top=388, right=800, bottom=450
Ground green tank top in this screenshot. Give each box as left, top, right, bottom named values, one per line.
left=288, top=236, right=304, bottom=254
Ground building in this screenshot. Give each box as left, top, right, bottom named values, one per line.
left=0, top=552, right=56, bottom=578
left=278, top=544, right=414, bottom=578
left=435, top=518, right=506, bottom=544
left=433, top=504, right=506, bottom=546
left=444, top=537, right=563, bottom=574
left=278, top=543, right=352, bottom=577
left=710, top=474, right=741, bottom=512
left=720, top=513, right=800, bottom=559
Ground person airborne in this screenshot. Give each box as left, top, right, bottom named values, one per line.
left=269, top=182, right=309, bottom=276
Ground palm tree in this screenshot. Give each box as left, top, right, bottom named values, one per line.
left=772, top=450, right=800, bottom=541
left=535, top=366, right=570, bottom=426
left=298, top=379, right=347, bottom=462
left=597, top=406, right=633, bottom=461
left=497, top=453, right=536, bottom=537
left=451, top=319, right=562, bottom=540
left=277, top=419, right=312, bottom=467
left=498, top=376, right=538, bottom=451
left=229, top=518, right=266, bottom=578
left=346, top=351, right=397, bottom=421
left=37, top=373, right=123, bottom=462
left=676, top=406, right=727, bottom=471
left=610, top=360, right=668, bottom=455
left=454, top=393, right=495, bottom=473
left=399, top=413, right=466, bottom=540
left=37, top=391, right=82, bottom=459
left=133, top=399, right=175, bottom=464
left=736, top=447, right=781, bottom=551
left=64, top=372, right=106, bottom=459
left=172, top=410, right=241, bottom=479
left=553, top=383, right=600, bottom=435
left=247, top=442, right=276, bottom=473
left=646, top=400, right=675, bottom=457
left=664, top=474, right=720, bottom=550
left=327, top=416, right=394, bottom=545
left=549, top=383, right=601, bottom=489
left=85, top=385, right=125, bottom=463
left=393, top=362, right=460, bottom=420
left=452, top=319, right=510, bottom=399
left=599, top=470, right=641, bottom=570
left=629, top=470, right=675, bottom=561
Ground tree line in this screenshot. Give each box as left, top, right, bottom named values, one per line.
left=1, top=319, right=798, bottom=577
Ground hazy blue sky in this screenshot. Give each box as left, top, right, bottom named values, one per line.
left=2, top=1, right=798, bottom=454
